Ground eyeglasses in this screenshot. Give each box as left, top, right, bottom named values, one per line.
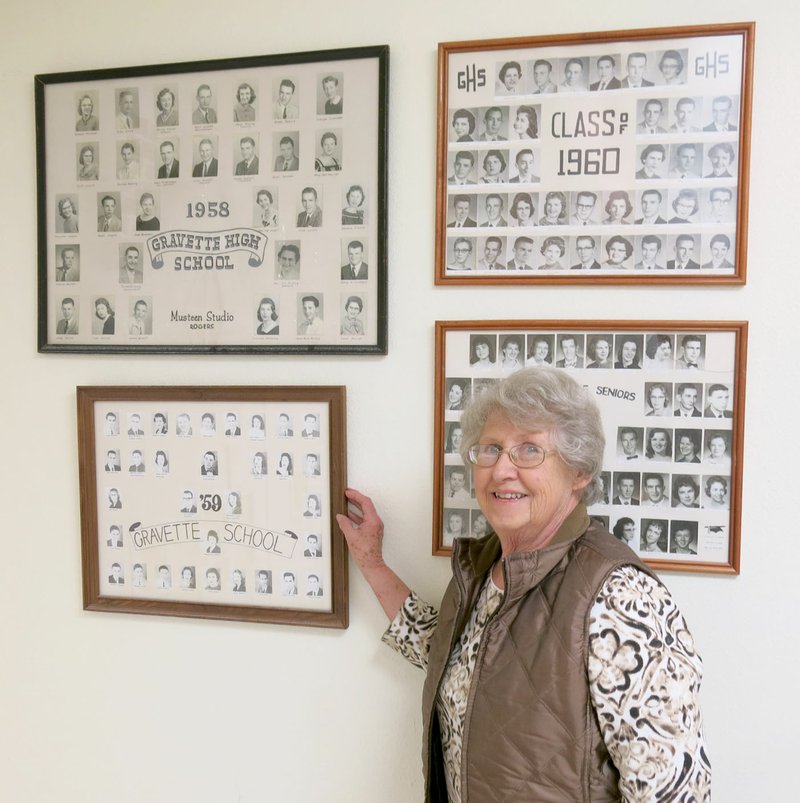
left=467, top=442, right=555, bottom=468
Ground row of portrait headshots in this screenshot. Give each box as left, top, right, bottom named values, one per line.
left=444, top=185, right=736, bottom=229
left=444, top=231, right=735, bottom=273
left=489, top=50, right=731, bottom=97
left=71, top=130, right=352, bottom=185
left=104, top=562, right=328, bottom=599
left=56, top=180, right=369, bottom=235
left=598, top=515, right=723, bottom=560
left=72, top=74, right=345, bottom=134
left=448, top=94, right=739, bottom=145
left=53, top=291, right=369, bottom=340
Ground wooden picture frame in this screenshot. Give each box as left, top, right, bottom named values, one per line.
left=435, top=23, right=753, bottom=285
left=77, top=385, right=348, bottom=627
left=37, top=45, right=388, bottom=353
left=434, top=320, right=747, bottom=574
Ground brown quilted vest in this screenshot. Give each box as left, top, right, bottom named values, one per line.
left=421, top=505, right=654, bottom=802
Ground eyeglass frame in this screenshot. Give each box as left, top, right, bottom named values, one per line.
left=466, top=442, right=557, bottom=469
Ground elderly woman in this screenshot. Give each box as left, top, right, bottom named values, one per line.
left=339, top=368, right=709, bottom=801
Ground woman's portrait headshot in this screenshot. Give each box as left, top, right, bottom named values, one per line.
left=276, top=452, right=293, bottom=478
left=612, top=517, right=637, bottom=546
left=234, top=82, right=257, bottom=122
left=200, top=412, right=216, bottom=435
left=469, top=335, right=497, bottom=369
left=315, top=131, right=341, bottom=172
left=342, top=184, right=366, bottom=226
left=255, top=188, right=278, bottom=228
left=451, top=108, right=476, bottom=142
left=603, top=190, right=633, bottom=225
left=337, top=367, right=709, bottom=800
left=669, top=188, right=700, bottom=224
left=77, top=143, right=99, bottom=181
left=304, top=494, right=322, bottom=518
left=497, top=60, right=523, bottom=94
left=644, top=382, right=672, bottom=416
left=249, top=415, right=265, bottom=439
left=57, top=197, right=79, bottom=233
left=670, top=522, right=698, bottom=555
left=340, top=295, right=365, bottom=336
left=675, top=429, right=702, bottom=464
left=498, top=336, right=524, bottom=375
left=180, top=566, right=196, bottom=590
left=155, top=87, right=178, bottom=127
left=232, top=569, right=246, bottom=593
left=645, top=427, right=673, bottom=461
left=154, top=449, right=169, bottom=475
left=586, top=335, right=612, bottom=368
left=705, top=431, right=731, bottom=466
left=525, top=334, right=553, bottom=367
left=108, top=488, right=122, bottom=509
left=603, top=235, right=634, bottom=268
left=470, top=512, right=489, bottom=538
left=510, top=192, right=536, bottom=227
left=136, top=192, right=160, bottom=231
left=93, top=297, right=115, bottom=335
left=538, top=236, right=566, bottom=270
left=75, top=93, right=99, bottom=131
left=480, top=149, right=507, bottom=184
left=539, top=191, right=568, bottom=225
left=659, top=49, right=686, bottom=84
left=645, top=334, right=674, bottom=369
left=445, top=423, right=463, bottom=454
left=614, top=334, right=643, bottom=369
left=446, top=378, right=469, bottom=411
left=511, top=104, right=538, bottom=139
left=226, top=491, right=242, bottom=515
left=256, top=297, right=279, bottom=335
left=703, top=475, right=729, bottom=509
left=673, top=475, right=700, bottom=509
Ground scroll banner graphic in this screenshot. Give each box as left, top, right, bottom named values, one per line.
left=146, top=228, right=268, bottom=271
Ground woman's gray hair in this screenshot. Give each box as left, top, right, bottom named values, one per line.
left=459, top=367, right=605, bottom=504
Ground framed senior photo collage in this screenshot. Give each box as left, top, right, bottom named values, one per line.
left=435, top=23, right=753, bottom=285
left=434, top=321, right=747, bottom=574
left=77, top=386, right=348, bottom=628
left=37, top=45, right=388, bottom=353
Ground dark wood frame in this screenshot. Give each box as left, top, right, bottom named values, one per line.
left=433, top=320, right=747, bottom=574
left=77, top=385, right=348, bottom=627
left=435, top=23, right=754, bottom=285
left=37, top=45, right=389, bottom=354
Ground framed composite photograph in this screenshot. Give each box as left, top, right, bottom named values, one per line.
left=37, top=45, right=388, bottom=354
left=435, top=23, right=753, bottom=285
left=77, top=385, right=348, bottom=628
left=434, top=320, right=747, bottom=574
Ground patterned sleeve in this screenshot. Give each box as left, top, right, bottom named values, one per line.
left=381, top=591, right=439, bottom=671
left=588, top=565, right=711, bottom=802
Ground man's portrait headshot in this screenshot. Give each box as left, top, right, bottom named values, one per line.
left=254, top=188, right=278, bottom=229
left=339, top=237, right=368, bottom=280
left=476, top=236, right=505, bottom=271
left=612, top=472, right=640, bottom=506
left=56, top=195, right=79, bottom=233
left=658, top=49, right=686, bottom=84
left=116, top=142, right=139, bottom=180
left=447, top=151, right=475, bottom=185
left=233, top=81, right=257, bottom=122
left=636, top=144, right=666, bottom=179
left=670, top=522, right=699, bottom=555
left=92, top=297, right=115, bottom=335
left=703, top=188, right=735, bottom=224
left=276, top=412, right=293, bottom=437
left=635, top=189, right=666, bottom=225
left=235, top=135, right=259, bottom=176
left=702, top=233, right=735, bottom=270
left=705, top=384, right=733, bottom=418
left=479, top=106, right=507, bottom=141
left=497, top=60, right=523, bottom=95
left=176, top=413, right=192, bottom=437
left=97, top=193, right=121, bottom=233
left=480, top=192, right=507, bottom=227
left=192, top=137, right=218, bottom=177
left=132, top=564, right=146, bottom=588
left=298, top=294, right=324, bottom=336
left=273, top=78, right=298, bottom=120
left=670, top=143, right=701, bottom=179
left=447, top=195, right=477, bottom=228
left=301, top=413, right=320, bottom=438
left=320, top=73, right=343, bottom=114
left=156, top=565, right=172, bottom=590
left=530, top=59, right=557, bottom=94
left=444, top=466, right=471, bottom=505
left=506, top=236, right=535, bottom=270
left=201, top=450, right=218, bottom=476
left=129, top=298, right=151, bottom=336
left=676, top=334, right=705, bottom=369
left=135, top=192, right=160, bottom=232
left=304, top=534, right=323, bottom=558
left=446, top=237, right=474, bottom=272
left=635, top=235, right=665, bottom=270
left=274, top=134, right=300, bottom=171
left=450, top=108, right=477, bottom=142
left=75, top=91, right=99, bottom=131
left=617, top=427, right=643, bottom=460
left=127, top=412, right=144, bottom=436
left=670, top=97, right=700, bottom=133
left=306, top=574, right=323, bottom=597
left=704, top=95, right=737, bottom=132
left=621, top=52, right=654, bottom=88
left=282, top=572, right=298, bottom=596
left=297, top=186, right=322, bottom=227
left=157, top=140, right=180, bottom=179
left=674, top=383, right=702, bottom=417
left=559, top=58, right=587, bottom=92
left=590, top=55, right=621, bottom=91
left=77, top=142, right=98, bottom=180
left=224, top=412, right=241, bottom=436
left=55, top=246, right=80, bottom=283
left=276, top=242, right=300, bottom=281
left=304, top=453, right=321, bottom=477
left=104, top=449, right=121, bottom=472
left=570, top=191, right=599, bottom=226
left=155, top=87, right=179, bottom=127
left=116, top=88, right=139, bottom=130
left=104, top=411, right=119, bottom=436
left=510, top=148, right=539, bottom=183
left=120, top=245, right=144, bottom=284
left=636, top=98, right=667, bottom=134
left=192, top=84, right=217, bottom=125
left=128, top=449, right=145, bottom=473
left=108, top=563, right=124, bottom=584
left=705, top=142, right=736, bottom=178
left=641, top=473, right=670, bottom=508
left=255, top=570, right=273, bottom=594
left=556, top=333, right=584, bottom=368
left=570, top=236, right=601, bottom=271
left=703, top=475, right=730, bottom=510
left=667, top=235, right=700, bottom=271
left=180, top=490, right=197, bottom=514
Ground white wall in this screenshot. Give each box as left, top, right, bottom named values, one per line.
left=1, top=2, right=798, bottom=801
